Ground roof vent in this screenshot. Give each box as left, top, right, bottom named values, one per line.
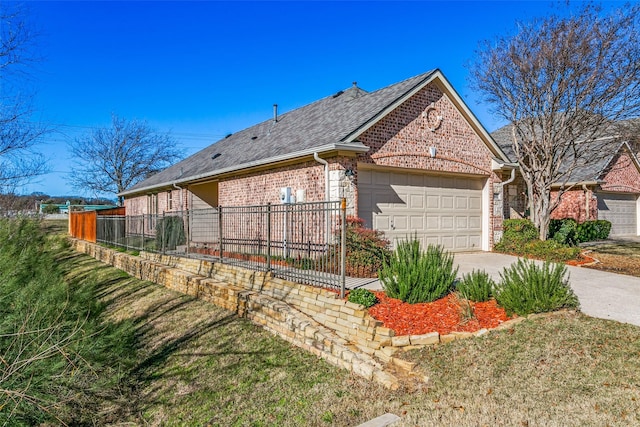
left=332, top=90, right=344, bottom=99
left=211, top=153, right=221, bottom=160
left=251, top=136, right=258, bottom=140
left=273, top=104, right=278, bottom=123
left=225, top=133, right=232, bottom=139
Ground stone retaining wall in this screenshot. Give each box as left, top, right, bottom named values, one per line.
left=71, top=240, right=401, bottom=388
left=71, top=239, right=526, bottom=388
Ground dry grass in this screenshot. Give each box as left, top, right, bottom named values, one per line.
left=402, top=312, right=640, bottom=426
left=582, top=241, right=640, bottom=277
left=58, top=239, right=640, bottom=426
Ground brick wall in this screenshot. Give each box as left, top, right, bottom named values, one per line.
left=600, top=151, right=640, bottom=193
left=550, top=189, right=597, bottom=222
left=355, top=82, right=503, bottom=247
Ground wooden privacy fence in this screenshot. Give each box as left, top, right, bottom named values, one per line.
left=70, top=207, right=125, bottom=243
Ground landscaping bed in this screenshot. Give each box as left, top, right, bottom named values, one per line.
left=368, top=292, right=511, bottom=336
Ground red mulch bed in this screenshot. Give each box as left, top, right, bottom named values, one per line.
left=367, top=291, right=511, bottom=336
left=565, top=253, right=596, bottom=266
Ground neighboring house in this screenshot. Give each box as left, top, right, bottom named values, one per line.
left=120, top=69, right=516, bottom=252
left=492, top=125, right=640, bottom=237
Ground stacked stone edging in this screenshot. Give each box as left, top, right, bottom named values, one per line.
left=71, top=240, right=550, bottom=389
left=70, top=240, right=398, bottom=388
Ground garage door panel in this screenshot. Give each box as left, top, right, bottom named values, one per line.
left=456, top=216, right=469, bottom=229
left=469, top=196, right=482, bottom=210
left=410, top=216, right=424, bottom=229
left=409, top=194, right=424, bottom=209
left=441, top=196, right=454, bottom=210
left=456, top=197, right=468, bottom=210
left=393, top=216, right=409, bottom=233
left=426, top=216, right=439, bottom=230
left=440, top=236, right=455, bottom=250
left=469, top=216, right=482, bottom=229
left=359, top=169, right=484, bottom=252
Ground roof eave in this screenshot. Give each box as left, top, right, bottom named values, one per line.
left=119, top=141, right=370, bottom=197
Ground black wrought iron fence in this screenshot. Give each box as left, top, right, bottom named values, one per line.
left=96, top=200, right=347, bottom=294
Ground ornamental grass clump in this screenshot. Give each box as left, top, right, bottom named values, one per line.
left=457, top=269, right=495, bottom=302
left=495, top=258, right=579, bottom=317
left=379, top=237, right=458, bottom=304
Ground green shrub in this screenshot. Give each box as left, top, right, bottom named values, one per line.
left=549, top=218, right=577, bottom=245
left=495, top=219, right=538, bottom=253
left=575, top=220, right=612, bottom=242
left=347, top=288, right=378, bottom=308
left=495, top=258, right=579, bottom=316
left=342, top=216, right=391, bottom=278
left=523, top=239, right=581, bottom=262
left=496, top=218, right=581, bottom=262
left=456, top=269, right=495, bottom=302
left=156, top=215, right=186, bottom=250
left=379, top=237, right=458, bottom=304
left=42, top=204, right=60, bottom=214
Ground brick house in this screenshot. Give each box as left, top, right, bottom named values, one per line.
left=492, top=124, right=640, bottom=237
left=120, top=70, right=516, bottom=251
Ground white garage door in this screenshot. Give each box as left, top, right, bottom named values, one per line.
left=597, top=193, right=638, bottom=236
left=358, top=169, right=484, bottom=252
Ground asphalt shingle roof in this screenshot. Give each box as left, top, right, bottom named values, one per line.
left=124, top=70, right=438, bottom=195
left=491, top=123, right=621, bottom=183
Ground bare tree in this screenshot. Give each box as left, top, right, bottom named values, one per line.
left=0, top=2, right=47, bottom=193
left=68, top=114, right=182, bottom=204
left=471, top=3, right=640, bottom=240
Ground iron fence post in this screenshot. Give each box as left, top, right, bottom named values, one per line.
left=186, top=209, right=190, bottom=256
left=266, top=203, right=271, bottom=272
left=162, top=211, right=166, bottom=255
left=340, top=198, right=347, bottom=299
left=218, top=206, right=223, bottom=262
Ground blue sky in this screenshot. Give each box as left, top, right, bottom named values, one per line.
left=19, top=0, right=622, bottom=198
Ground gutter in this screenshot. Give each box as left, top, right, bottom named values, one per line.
left=119, top=141, right=370, bottom=197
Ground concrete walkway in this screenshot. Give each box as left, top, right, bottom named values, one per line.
left=349, top=252, right=640, bottom=327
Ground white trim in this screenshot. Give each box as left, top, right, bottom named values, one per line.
left=482, top=178, right=491, bottom=251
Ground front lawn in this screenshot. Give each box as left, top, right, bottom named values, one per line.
left=66, top=238, right=640, bottom=426
left=581, top=240, right=640, bottom=277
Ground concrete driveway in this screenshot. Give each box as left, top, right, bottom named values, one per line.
left=349, top=252, right=640, bottom=327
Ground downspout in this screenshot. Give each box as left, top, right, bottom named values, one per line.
left=173, top=182, right=183, bottom=210
left=582, top=184, right=590, bottom=221
left=313, top=153, right=331, bottom=255
left=313, top=152, right=330, bottom=201
left=500, top=167, right=517, bottom=190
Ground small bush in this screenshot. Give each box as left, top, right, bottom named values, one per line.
left=576, top=220, right=612, bottom=242
left=379, top=237, right=458, bottom=304
left=342, top=216, right=391, bottom=278
left=495, top=219, right=538, bottom=253
left=496, top=218, right=581, bottom=262
left=524, top=240, right=581, bottom=262
left=549, top=218, right=577, bottom=245
left=347, top=288, right=378, bottom=308
left=42, top=204, right=60, bottom=214
left=456, top=269, right=495, bottom=302
left=495, top=258, right=579, bottom=316
left=156, top=216, right=186, bottom=250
